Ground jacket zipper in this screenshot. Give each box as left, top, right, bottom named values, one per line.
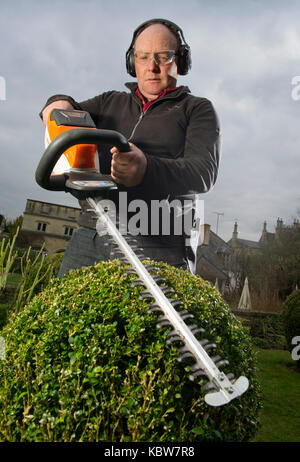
left=127, top=92, right=183, bottom=142
left=128, top=110, right=144, bottom=141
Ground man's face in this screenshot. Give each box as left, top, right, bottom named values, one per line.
left=134, top=24, right=179, bottom=101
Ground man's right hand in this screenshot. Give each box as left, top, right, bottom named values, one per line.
left=42, top=100, right=74, bottom=125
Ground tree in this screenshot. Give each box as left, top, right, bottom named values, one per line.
left=234, top=223, right=300, bottom=310
left=5, top=215, right=23, bottom=239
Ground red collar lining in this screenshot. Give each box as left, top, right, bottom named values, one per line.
left=136, top=86, right=180, bottom=112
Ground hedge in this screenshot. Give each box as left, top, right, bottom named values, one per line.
left=0, top=260, right=261, bottom=441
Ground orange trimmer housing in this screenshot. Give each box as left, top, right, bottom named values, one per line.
left=47, top=109, right=97, bottom=169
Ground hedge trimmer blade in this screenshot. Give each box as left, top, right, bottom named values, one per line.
left=87, top=197, right=249, bottom=407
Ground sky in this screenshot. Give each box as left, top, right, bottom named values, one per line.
left=0, top=0, right=299, bottom=242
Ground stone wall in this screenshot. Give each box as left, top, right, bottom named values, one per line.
left=21, top=199, right=81, bottom=254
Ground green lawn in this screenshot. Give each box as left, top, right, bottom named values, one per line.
left=253, top=348, right=300, bottom=442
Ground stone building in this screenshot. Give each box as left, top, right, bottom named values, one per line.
left=20, top=199, right=81, bottom=254
left=260, top=217, right=299, bottom=244
left=227, top=222, right=260, bottom=254
left=227, top=218, right=300, bottom=254
left=195, top=223, right=235, bottom=293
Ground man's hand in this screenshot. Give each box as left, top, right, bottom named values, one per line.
left=42, top=100, right=74, bottom=125
left=110, top=142, right=147, bottom=187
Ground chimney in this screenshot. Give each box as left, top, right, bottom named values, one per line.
left=275, top=217, right=283, bottom=238
left=262, top=221, right=267, bottom=233
left=260, top=221, right=267, bottom=243
left=276, top=217, right=283, bottom=230
left=232, top=221, right=238, bottom=241
left=200, top=224, right=211, bottom=245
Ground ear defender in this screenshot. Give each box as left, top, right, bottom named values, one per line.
left=126, top=18, right=192, bottom=77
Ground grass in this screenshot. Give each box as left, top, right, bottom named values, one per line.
left=253, top=348, right=300, bottom=442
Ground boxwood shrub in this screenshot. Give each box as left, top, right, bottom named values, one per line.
left=0, top=260, right=261, bottom=442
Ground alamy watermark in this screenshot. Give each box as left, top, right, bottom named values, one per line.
left=291, top=76, right=300, bottom=101
left=0, top=76, right=6, bottom=101
left=291, top=336, right=300, bottom=361
left=94, top=192, right=205, bottom=246
left=0, top=337, right=5, bottom=361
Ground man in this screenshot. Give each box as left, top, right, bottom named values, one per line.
left=40, top=19, right=220, bottom=276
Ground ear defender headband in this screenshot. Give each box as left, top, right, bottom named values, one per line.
left=126, top=18, right=192, bottom=77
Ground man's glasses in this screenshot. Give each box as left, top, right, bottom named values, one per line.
left=134, top=50, right=177, bottom=66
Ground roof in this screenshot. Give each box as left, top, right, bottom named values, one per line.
left=196, top=245, right=228, bottom=280
left=259, top=232, right=275, bottom=244
left=209, top=230, right=234, bottom=254
left=26, top=198, right=80, bottom=211
left=227, top=237, right=260, bottom=249
left=236, top=238, right=260, bottom=249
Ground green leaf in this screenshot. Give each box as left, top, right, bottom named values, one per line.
left=192, top=426, right=204, bottom=435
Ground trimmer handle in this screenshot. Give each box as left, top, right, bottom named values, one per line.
left=35, top=128, right=130, bottom=191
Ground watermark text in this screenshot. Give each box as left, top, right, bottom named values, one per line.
left=291, top=76, right=300, bottom=101
left=0, top=76, right=6, bottom=101
left=95, top=192, right=205, bottom=246
left=0, top=337, right=5, bottom=360
left=291, top=336, right=300, bottom=361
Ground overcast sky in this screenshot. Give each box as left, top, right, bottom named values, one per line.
left=0, top=0, right=299, bottom=242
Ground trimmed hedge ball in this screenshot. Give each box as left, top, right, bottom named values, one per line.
left=0, top=260, right=261, bottom=442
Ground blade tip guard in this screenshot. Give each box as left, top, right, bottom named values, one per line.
left=204, top=376, right=249, bottom=407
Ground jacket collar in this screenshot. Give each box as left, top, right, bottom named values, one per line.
left=125, top=82, right=190, bottom=98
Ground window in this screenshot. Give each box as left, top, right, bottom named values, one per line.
left=64, top=226, right=74, bottom=237
left=37, top=222, right=47, bottom=232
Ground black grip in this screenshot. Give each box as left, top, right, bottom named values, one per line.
left=35, top=128, right=130, bottom=191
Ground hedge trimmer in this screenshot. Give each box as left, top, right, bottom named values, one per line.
left=35, top=109, right=249, bottom=407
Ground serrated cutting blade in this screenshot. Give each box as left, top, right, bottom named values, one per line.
left=87, top=197, right=249, bottom=407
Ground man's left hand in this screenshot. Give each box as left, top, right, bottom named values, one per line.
left=110, top=142, right=147, bottom=187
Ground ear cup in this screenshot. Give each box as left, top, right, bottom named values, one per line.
left=177, top=45, right=191, bottom=76
left=126, top=49, right=137, bottom=77
left=126, top=18, right=191, bottom=77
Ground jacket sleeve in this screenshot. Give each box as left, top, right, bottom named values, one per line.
left=134, top=98, right=221, bottom=198
left=39, top=93, right=112, bottom=125
left=38, top=94, right=82, bottom=119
